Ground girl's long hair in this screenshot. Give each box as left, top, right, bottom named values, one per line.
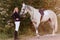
left=13, top=7, right=19, bottom=13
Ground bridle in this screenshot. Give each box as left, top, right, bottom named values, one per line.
left=22, top=6, right=26, bottom=14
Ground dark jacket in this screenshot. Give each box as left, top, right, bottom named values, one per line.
left=12, top=12, right=20, bottom=21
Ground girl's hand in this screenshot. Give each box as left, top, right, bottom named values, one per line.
left=16, top=18, right=19, bottom=20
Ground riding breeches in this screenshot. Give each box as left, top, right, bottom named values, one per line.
left=15, top=21, right=20, bottom=31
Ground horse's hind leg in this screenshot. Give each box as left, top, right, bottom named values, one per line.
left=52, top=20, right=57, bottom=36
left=48, top=20, right=56, bottom=36
left=49, top=16, right=57, bottom=36
left=51, top=22, right=55, bottom=36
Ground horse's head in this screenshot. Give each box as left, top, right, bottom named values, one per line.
left=20, top=3, right=28, bottom=17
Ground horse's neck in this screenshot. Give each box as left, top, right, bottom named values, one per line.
left=27, top=6, right=36, bottom=19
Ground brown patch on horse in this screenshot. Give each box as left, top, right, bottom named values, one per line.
left=48, top=18, right=51, bottom=22
left=39, top=9, right=44, bottom=16
left=46, top=18, right=51, bottom=22
left=39, top=9, right=45, bottom=20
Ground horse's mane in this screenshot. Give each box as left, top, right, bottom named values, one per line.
left=26, top=5, right=37, bottom=11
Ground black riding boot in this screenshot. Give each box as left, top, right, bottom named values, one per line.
left=14, top=31, right=18, bottom=40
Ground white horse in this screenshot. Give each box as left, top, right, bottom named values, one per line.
left=20, top=3, right=58, bottom=36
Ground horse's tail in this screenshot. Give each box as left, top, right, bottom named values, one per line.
left=54, top=13, right=58, bottom=33
left=46, top=10, right=58, bottom=33
left=51, top=10, right=58, bottom=33
left=50, top=10, right=58, bottom=33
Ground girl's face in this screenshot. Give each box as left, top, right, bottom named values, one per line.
left=15, top=7, right=19, bottom=13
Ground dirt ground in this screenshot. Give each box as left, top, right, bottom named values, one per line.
left=5, top=34, right=60, bottom=40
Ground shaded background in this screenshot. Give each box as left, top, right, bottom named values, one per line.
left=0, top=0, right=60, bottom=40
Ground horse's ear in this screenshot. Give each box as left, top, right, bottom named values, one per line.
left=22, top=3, right=25, bottom=6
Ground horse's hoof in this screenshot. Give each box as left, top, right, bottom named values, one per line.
left=44, top=34, right=56, bottom=36
left=52, top=34, right=56, bottom=36
left=36, top=35, right=40, bottom=37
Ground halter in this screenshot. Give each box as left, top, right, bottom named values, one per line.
left=22, top=6, right=26, bottom=14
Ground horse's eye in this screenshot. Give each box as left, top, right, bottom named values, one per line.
left=23, top=9, right=25, bottom=10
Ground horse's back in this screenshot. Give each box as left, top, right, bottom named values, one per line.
left=44, top=10, right=56, bottom=17
left=41, top=10, right=56, bottom=22
left=44, top=10, right=56, bottom=15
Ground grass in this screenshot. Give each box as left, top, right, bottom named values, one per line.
left=0, top=33, right=8, bottom=40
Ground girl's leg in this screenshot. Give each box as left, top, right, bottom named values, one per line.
left=14, top=21, right=20, bottom=40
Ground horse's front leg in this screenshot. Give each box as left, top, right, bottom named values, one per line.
left=35, top=26, right=39, bottom=36
left=33, top=21, right=40, bottom=36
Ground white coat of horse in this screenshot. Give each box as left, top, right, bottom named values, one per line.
left=20, top=3, right=58, bottom=36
